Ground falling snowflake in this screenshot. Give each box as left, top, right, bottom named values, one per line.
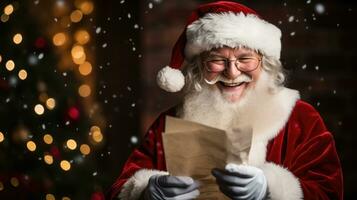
left=315, top=3, right=325, bottom=14
left=288, top=16, right=295, bottom=22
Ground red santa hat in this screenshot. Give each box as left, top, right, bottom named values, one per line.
left=156, top=1, right=282, bottom=92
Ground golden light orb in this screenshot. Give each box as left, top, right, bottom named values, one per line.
left=5, top=60, right=15, bottom=71
left=90, top=126, right=101, bottom=132
left=43, top=134, right=53, bottom=144
left=62, top=197, right=71, bottom=200
left=53, top=32, right=67, bottom=46
left=78, top=84, right=91, bottom=97
left=78, top=61, right=92, bottom=76
left=66, top=139, right=77, bottom=150
left=18, top=69, right=28, bottom=80
left=0, top=131, right=4, bottom=143
left=70, top=10, right=83, bottom=23
left=79, top=1, right=94, bottom=15
left=13, top=33, right=23, bottom=44
left=10, top=177, right=19, bottom=187
left=44, top=154, right=54, bottom=165
left=46, top=193, right=55, bottom=200
left=80, top=144, right=91, bottom=155
left=75, top=30, right=90, bottom=45
left=60, top=160, right=71, bottom=171
left=46, top=98, right=56, bottom=110
left=0, top=54, right=2, bottom=63
left=26, top=140, right=36, bottom=151
left=92, top=131, right=103, bottom=143
left=4, top=4, right=14, bottom=15
left=1, top=14, right=9, bottom=22
left=34, top=104, right=45, bottom=115
left=71, top=45, right=85, bottom=59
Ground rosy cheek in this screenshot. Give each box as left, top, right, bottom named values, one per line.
left=204, top=72, right=220, bottom=81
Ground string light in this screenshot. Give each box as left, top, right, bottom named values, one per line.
left=13, top=33, right=23, bottom=44
left=71, top=45, right=86, bottom=64
left=46, top=194, right=55, bottom=200
left=80, top=144, right=91, bottom=155
left=62, top=197, right=71, bottom=200
left=79, top=1, right=94, bottom=15
left=66, top=139, right=77, bottom=150
left=10, top=177, right=19, bottom=187
left=44, top=154, right=54, bottom=165
left=5, top=60, right=15, bottom=71
left=4, top=4, right=14, bottom=15
left=18, top=69, right=28, bottom=80
left=34, top=104, right=45, bottom=115
left=26, top=140, right=36, bottom=151
left=43, top=134, right=53, bottom=144
left=53, top=32, right=67, bottom=46
left=70, top=10, right=83, bottom=23
left=78, top=84, right=91, bottom=97
left=78, top=61, right=92, bottom=76
left=60, top=160, right=71, bottom=171
left=92, top=130, right=103, bottom=143
left=46, top=98, right=56, bottom=110
left=0, top=131, right=4, bottom=143
left=74, top=30, right=90, bottom=44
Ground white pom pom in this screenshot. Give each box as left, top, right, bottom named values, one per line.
left=156, top=66, right=185, bottom=92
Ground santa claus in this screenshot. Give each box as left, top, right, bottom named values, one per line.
left=107, top=1, right=343, bottom=200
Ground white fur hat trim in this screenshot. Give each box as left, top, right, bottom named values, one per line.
left=156, top=66, right=185, bottom=92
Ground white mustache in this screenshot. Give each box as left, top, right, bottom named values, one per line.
left=204, top=74, right=253, bottom=85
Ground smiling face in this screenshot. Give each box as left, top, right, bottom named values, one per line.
left=202, top=46, right=263, bottom=102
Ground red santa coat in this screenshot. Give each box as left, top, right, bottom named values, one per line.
left=108, top=88, right=343, bottom=200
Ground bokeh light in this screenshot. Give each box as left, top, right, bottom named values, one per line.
left=78, top=61, right=92, bottom=76
left=66, top=139, right=77, bottom=150
left=60, top=160, right=71, bottom=171
left=18, top=69, right=28, bottom=80
left=34, top=104, right=45, bottom=115
left=26, top=140, right=36, bottom=152
left=13, top=33, right=23, bottom=44
left=10, top=177, right=19, bottom=187
left=80, top=144, right=91, bottom=155
left=75, top=30, right=90, bottom=44
left=46, top=193, right=55, bottom=200
left=43, top=134, right=53, bottom=144
left=46, top=98, right=56, bottom=110
left=44, top=154, right=54, bottom=165
left=53, top=32, right=67, bottom=46
left=6, top=60, right=15, bottom=71
left=4, top=4, right=14, bottom=15
left=0, top=131, right=4, bottom=143
left=78, top=84, right=91, bottom=97
left=70, top=10, right=83, bottom=23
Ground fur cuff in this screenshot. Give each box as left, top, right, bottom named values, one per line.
left=260, top=162, right=303, bottom=200
left=118, top=169, right=169, bottom=200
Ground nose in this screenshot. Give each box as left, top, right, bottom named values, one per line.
left=224, top=61, right=242, bottom=79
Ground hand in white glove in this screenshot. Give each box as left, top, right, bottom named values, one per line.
left=212, top=163, right=267, bottom=200
left=143, top=175, right=200, bottom=200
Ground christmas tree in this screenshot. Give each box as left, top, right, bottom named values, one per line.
left=0, top=0, right=105, bottom=199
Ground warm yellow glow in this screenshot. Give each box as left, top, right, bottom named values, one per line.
left=10, top=177, right=19, bottom=187
left=26, top=140, right=37, bottom=151
left=46, top=193, right=55, bottom=200
left=66, top=139, right=77, bottom=150
left=92, top=131, right=103, bottom=143
left=60, top=160, right=71, bottom=171
left=0, top=131, right=4, bottom=143
left=73, top=53, right=86, bottom=65
left=4, top=4, right=14, bottom=15
left=0, top=54, right=2, bottom=63
left=44, top=154, right=54, bottom=165
left=79, top=1, right=94, bottom=15
left=70, top=10, right=83, bottom=23
left=53, top=32, right=67, bottom=46
left=75, top=30, right=90, bottom=44
left=0, top=181, right=3, bottom=191
left=71, top=45, right=85, bottom=59
left=6, top=60, right=15, bottom=71
left=90, top=126, right=101, bottom=132
left=43, top=134, right=53, bottom=144
left=78, top=84, right=91, bottom=97
left=1, top=14, right=9, bottom=22
left=46, top=98, right=56, bottom=110
left=79, top=61, right=92, bottom=76
left=18, top=69, right=28, bottom=80
left=62, top=197, right=71, bottom=200
left=80, top=144, right=91, bottom=155
left=34, top=104, right=45, bottom=115
left=13, top=33, right=23, bottom=44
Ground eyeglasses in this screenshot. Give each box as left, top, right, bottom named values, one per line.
left=204, top=56, right=261, bottom=73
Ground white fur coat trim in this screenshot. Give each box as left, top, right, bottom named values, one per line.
left=261, top=162, right=303, bottom=200
left=185, top=12, right=282, bottom=60
left=118, top=169, right=169, bottom=200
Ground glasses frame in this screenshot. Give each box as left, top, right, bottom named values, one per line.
left=204, top=55, right=262, bottom=73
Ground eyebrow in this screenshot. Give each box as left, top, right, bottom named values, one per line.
left=208, top=52, right=255, bottom=57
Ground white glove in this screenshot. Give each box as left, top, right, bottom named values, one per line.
left=143, top=175, right=200, bottom=200
left=212, top=163, right=267, bottom=200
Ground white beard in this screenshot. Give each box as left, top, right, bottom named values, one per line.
left=178, top=70, right=277, bottom=131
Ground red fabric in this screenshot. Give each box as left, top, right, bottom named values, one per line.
left=169, top=1, right=260, bottom=69
left=107, top=100, right=343, bottom=199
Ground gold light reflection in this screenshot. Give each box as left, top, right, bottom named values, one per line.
left=53, top=32, right=67, bottom=46
left=46, top=98, right=56, bottom=110
left=78, top=61, right=92, bottom=76
left=92, top=130, right=103, bottom=143
left=4, top=4, right=14, bottom=15
left=62, top=197, right=71, bottom=200
left=66, top=139, right=77, bottom=150
left=10, top=177, right=19, bottom=187
left=78, top=84, right=91, bottom=97
left=79, top=1, right=94, bottom=15
left=71, top=45, right=84, bottom=59
left=13, top=33, right=23, bottom=44
left=44, top=154, right=54, bottom=165
left=5, top=60, right=15, bottom=71
left=80, top=144, right=91, bottom=155
left=18, top=69, right=28, bottom=80
left=34, top=104, right=45, bottom=115
left=26, top=141, right=36, bottom=151
left=46, top=194, right=55, bottom=200
left=43, top=134, right=53, bottom=144
left=74, top=30, right=90, bottom=44
left=0, top=131, right=4, bottom=143
left=60, top=160, right=71, bottom=171
left=70, top=10, right=83, bottom=23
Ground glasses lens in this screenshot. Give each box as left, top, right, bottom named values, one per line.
left=238, top=58, right=260, bottom=71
